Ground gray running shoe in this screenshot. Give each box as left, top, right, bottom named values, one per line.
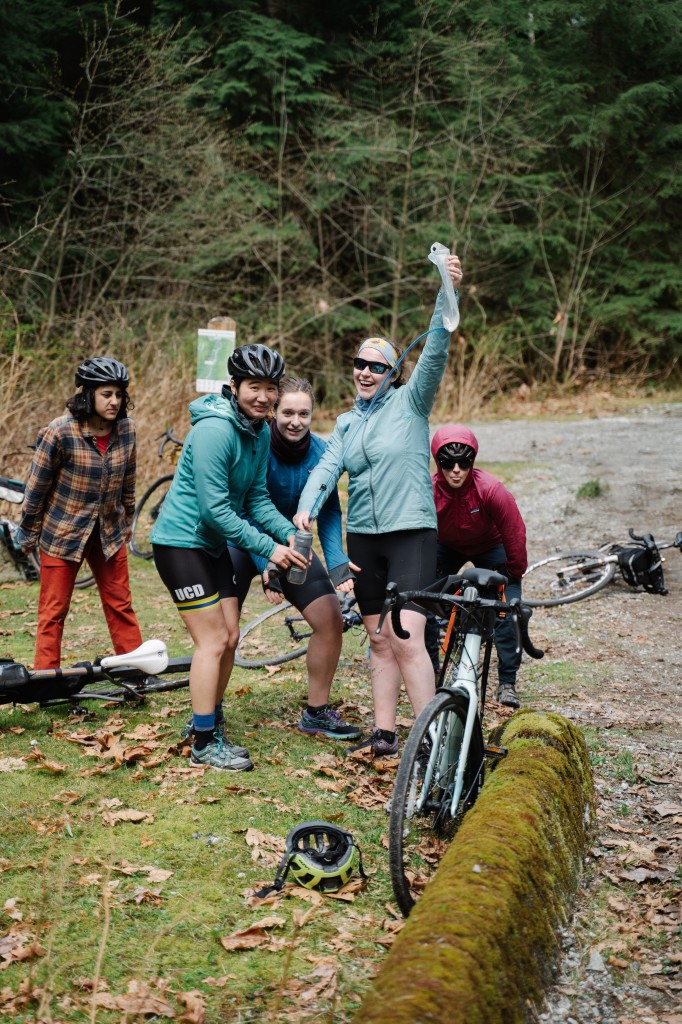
left=497, top=683, right=521, bottom=709
left=190, top=735, right=254, bottom=772
left=181, top=717, right=249, bottom=758
left=298, top=707, right=362, bottom=740
left=348, top=729, right=399, bottom=758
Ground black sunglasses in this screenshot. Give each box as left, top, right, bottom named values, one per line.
left=437, top=454, right=474, bottom=471
left=353, top=357, right=390, bottom=375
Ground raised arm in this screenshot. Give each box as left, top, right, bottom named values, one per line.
left=406, top=254, right=462, bottom=418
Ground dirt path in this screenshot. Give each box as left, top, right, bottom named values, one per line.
left=469, top=403, right=682, bottom=1023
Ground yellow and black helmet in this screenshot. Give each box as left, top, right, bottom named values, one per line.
left=262, top=821, right=365, bottom=896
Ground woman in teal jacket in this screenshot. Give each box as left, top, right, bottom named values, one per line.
left=151, top=344, right=307, bottom=772
left=296, top=255, right=463, bottom=757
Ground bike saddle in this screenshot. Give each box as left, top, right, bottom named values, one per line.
left=461, top=567, right=508, bottom=590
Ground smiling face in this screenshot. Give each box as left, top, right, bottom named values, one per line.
left=353, top=347, right=391, bottom=400
left=232, top=377, right=280, bottom=420
left=92, top=385, right=124, bottom=424
left=275, top=390, right=313, bottom=443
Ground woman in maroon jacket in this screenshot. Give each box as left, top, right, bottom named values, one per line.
left=429, top=424, right=528, bottom=707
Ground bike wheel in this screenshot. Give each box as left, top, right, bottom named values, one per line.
left=130, top=475, right=174, bottom=560
left=523, top=550, right=617, bottom=607
left=74, top=561, right=95, bottom=590
left=389, top=689, right=485, bottom=917
left=235, top=602, right=312, bottom=668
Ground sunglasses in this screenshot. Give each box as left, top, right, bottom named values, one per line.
left=353, top=357, right=390, bottom=375
left=437, top=454, right=474, bottom=471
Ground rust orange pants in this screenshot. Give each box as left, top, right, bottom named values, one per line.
left=34, top=533, right=142, bottom=670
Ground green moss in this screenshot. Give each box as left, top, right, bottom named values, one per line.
left=355, top=710, right=594, bottom=1024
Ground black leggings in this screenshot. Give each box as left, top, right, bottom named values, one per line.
left=347, top=528, right=437, bottom=617
left=228, top=546, right=335, bottom=612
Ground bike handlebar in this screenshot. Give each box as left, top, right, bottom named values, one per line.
left=155, top=427, right=184, bottom=459
left=377, top=581, right=544, bottom=661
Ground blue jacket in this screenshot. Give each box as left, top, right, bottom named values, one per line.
left=250, top=434, right=347, bottom=575
left=298, top=290, right=453, bottom=534
left=150, top=393, right=294, bottom=559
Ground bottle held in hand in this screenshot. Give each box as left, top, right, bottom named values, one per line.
left=287, top=530, right=313, bottom=584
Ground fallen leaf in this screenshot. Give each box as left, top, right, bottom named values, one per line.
left=0, top=758, right=26, bottom=772
left=177, top=990, right=206, bottom=1024
left=101, top=808, right=155, bottom=827
left=219, top=915, right=286, bottom=951
left=652, top=803, right=682, bottom=818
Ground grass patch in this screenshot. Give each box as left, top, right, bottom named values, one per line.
left=0, top=557, right=401, bottom=1023
left=576, top=478, right=609, bottom=500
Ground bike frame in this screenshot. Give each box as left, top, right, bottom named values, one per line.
left=421, top=588, right=485, bottom=818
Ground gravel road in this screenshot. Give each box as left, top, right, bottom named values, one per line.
left=464, top=402, right=681, bottom=1024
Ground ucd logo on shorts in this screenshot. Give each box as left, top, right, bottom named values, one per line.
left=175, top=583, right=205, bottom=602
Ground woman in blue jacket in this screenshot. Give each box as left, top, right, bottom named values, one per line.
left=150, top=345, right=307, bottom=772
left=295, top=255, right=463, bottom=757
left=229, top=377, right=360, bottom=740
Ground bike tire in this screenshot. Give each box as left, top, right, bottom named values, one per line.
left=74, top=561, right=95, bottom=590
left=130, top=475, right=174, bottom=560
left=523, top=550, right=617, bottom=607
left=389, top=688, right=485, bottom=917
left=235, top=602, right=311, bottom=668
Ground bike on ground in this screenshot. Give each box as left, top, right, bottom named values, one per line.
left=523, top=528, right=682, bottom=607
left=0, top=640, right=192, bottom=711
left=235, top=591, right=365, bottom=669
left=0, top=474, right=94, bottom=589
left=380, top=570, right=544, bottom=917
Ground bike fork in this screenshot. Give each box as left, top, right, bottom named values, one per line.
left=448, top=632, right=481, bottom=816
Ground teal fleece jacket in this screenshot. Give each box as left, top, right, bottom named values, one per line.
left=298, top=289, right=453, bottom=534
left=150, top=394, right=294, bottom=559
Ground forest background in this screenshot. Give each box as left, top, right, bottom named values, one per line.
left=1, top=0, right=680, bottom=477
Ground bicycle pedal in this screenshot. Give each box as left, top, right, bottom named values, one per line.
left=484, top=744, right=508, bottom=760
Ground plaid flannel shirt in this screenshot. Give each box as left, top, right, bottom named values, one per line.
left=19, top=414, right=137, bottom=561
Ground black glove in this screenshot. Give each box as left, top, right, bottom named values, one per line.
left=328, top=562, right=356, bottom=589
left=262, top=563, right=284, bottom=595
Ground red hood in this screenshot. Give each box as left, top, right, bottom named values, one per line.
left=430, top=424, right=479, bottom=460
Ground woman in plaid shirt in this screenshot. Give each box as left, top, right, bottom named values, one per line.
left=16, top=357, right=142, bottom=669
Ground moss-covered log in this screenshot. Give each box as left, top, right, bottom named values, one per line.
left=355, top=710, right=594, bottom=1024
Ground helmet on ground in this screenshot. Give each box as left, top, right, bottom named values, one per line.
left=228, top=344, right=285, bottom=382
left=75, top=357, right=129, bottom=389
left=436, top=440, right=476, bottom=465
left=278, top=821, right=363, bottom=894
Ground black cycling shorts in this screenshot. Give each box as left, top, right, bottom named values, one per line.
left=228, top=546, right=335, bottom=612
left=347, top=528, right=437, bottom=617
left=152, top=544, right=238, bottom=612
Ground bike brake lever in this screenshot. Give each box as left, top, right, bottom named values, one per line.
left=510, top=599, right=545, bottom=660
left=376, top=582, right=399, bottom=635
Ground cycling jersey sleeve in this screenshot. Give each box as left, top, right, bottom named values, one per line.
left=297, top=417, right=349, bottom=518
left=405, top=289, right=455, bottom=418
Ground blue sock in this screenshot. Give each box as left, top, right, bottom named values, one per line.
left=193, top=712, right=216, bottom=751
left=214, top=703, right=225, bottom=724
left=193, top=712, right=215, bottom=732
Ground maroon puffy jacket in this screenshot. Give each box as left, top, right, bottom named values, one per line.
left=431, top=425, right=528, bottom=580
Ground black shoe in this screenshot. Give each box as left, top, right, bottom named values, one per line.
left=497, top=683, right=520, bottom=709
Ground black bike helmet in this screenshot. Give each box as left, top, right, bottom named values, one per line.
left=436, top=441, right=476, bottom=465
left=75, top=357, right=129, bottom=389
left=269, top=821, right=365, bottom=895
left=227, top=344, right=285, bottom=382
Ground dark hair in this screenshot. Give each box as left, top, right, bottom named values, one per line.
left=277, top=377, right=315, bottom=409
left=66, top=386, right=131, bottom=423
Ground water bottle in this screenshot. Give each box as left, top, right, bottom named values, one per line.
left=428, top=242, right=460, bottom=333
left=287, top=530, right=313, bottom=585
